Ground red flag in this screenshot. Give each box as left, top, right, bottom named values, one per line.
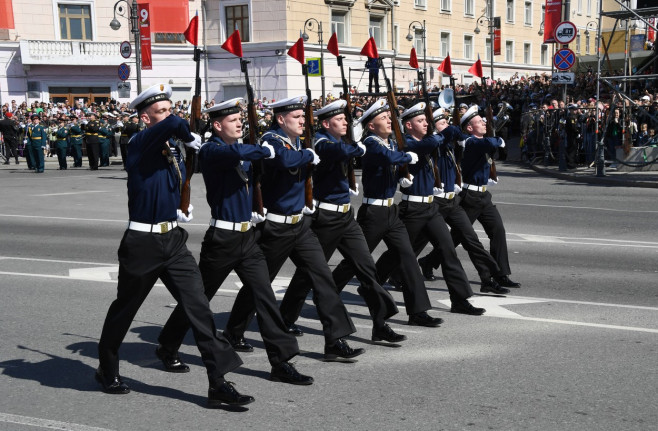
left=468, top=55, right=483, bottom=78
left=409, top=47, right=419, bottom=69
left=327, top=32, right=339, bottom=57
left=183, top=13, right=198, bottom=46
left=360, top=37, right=379, bottom=59
left=288, top=37, right=305, bottom=64
left=438, top=54, right=452, bottom=76
left=221, top=29, right=243, bottom=58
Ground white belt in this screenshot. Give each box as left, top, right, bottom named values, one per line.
left=316, top=201, right=351, bottom=213
left=210, top=218, right=251, bottom=232
left=435, top=192, right=455, bottom=200
left=463, top=183, right=487, bottom=192
left=401, top=194, right=434, bottom=204
left=128, top=220, right=178, bottom=234
left=363, top=197, right=395, bottom=207
left=266, top=212, right=304, bottom=224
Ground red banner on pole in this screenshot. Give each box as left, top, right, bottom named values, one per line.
left=139, top=3, right=152, bottom=70
left=493, top=17, right=501, bottom=56
left=648, top=18, right=655, bottom=43
left=544, top=0, right=562, bottom=44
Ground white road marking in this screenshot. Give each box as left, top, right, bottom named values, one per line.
left=497, top=201, right=658, bottom=213
left=0, top=412, right=114, bottom=431
left=32, top=191, right=110, bottom=197
left=68, top=267, right=118, bottom=281
left=439, top=296, right=548, bottom=318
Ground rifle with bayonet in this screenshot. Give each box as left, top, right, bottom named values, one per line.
left=337, top=54, right=358, bottom=192
left=449, top=76, right=463, bottom=186
left=380, top=58, right=410, bottom=180
left=241, top=58, right=265, bottom=215
left=419, top=68, right=441, bottom=188
left=302, top=64, right=315, bottom=210
left=179, top=46, right=202, bottom=216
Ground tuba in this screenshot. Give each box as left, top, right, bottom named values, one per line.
left=438, top=88, right=455, bottom=109
left=494, top=101, right=513, bottom=133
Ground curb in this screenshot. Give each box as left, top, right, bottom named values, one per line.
left=528, top=164, right=658, bottom=189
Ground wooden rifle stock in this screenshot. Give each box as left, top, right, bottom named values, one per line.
left=337, top=55, right=357, bottom=192
left=179, top=94, right=200, bottom=216
left=242, top=59, right=264, bottom=215
left=302, top=64, right=314, bottom=210
left=485, top=104, right=498, bottom=181
left=380, top=58, right=410, bottom=179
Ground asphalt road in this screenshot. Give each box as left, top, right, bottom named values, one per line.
left=0, top=160, right=656, bottom=431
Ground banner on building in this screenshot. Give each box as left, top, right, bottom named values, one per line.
left=493, top=17, right=501, bottom=56
left=544, top=0, right=562, bottom=44
left=0, top=0, right=15, bottom=29
left=140, top=0, right=189, bottom=33
left=139, top=3, right=152, bottom=70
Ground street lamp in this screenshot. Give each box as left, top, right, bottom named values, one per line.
left=110, top=0, right=142, bottom=94
left=474, top=1, right=496, bottom=82
left=406, top=20, right=427, bottom=76
left=583, top=20, right=598, bottom=37
left=538, top=20, right=544, bottom=36
left=302, top=18, right=325, bottom=105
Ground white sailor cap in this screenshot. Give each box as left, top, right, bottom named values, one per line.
left=315, top=99, right=347, bottom=121
left=400, top=102, right=426, bottom=121
left=433, top=107, right=448, bottom=121
left=641, top=95, right=650, bottom=101
left=266, top=95, right=307, bottom=114
left=358, top=98, right=389, bottom=125
left=459, top=103, right=468, bottom=109
left=568, top=103, right=578, bottom=109
left=129, top=83, right=172, bottom=111
left=460, top=105, right=480, bottom=128
left=203, top=98, right=243, bottom=118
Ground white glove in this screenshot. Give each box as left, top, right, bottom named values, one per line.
left=356, top=141, right=366, bottom=155
left=116, top=121, right=124, bottom=128
left=177, top=208, right=193, bottom=222
left=261, top=141, right=275, bottom=159
left=349, top=184, right=359, bottom=196
left=433, top=186, right=444, bottom=195
left=453, top=184, right=463, bottom=193
left=306, top=148, right=321, bottom=165
left=498, top=137, right=506, bottom=148
left=457, top=139, right=466, bottom=148
left=184, top=132, right=202, bottom=151
left=303, top=204, right=316, bottom=215
left=487, top=178, right=498, bottom=186
left=204, top=131, right=212, bottom=140
left=399, top=173, right=414, bottom=188
left=406, top=151, right=419, bottom=164
left=250, top=211, right=266, bottom=225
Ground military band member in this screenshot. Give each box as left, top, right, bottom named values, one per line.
left=331, top=99, right=443, bottom=327
left=454, top=105, right=521, bottom=289
left=54, top=117, right=69, bottom=170
left=98, top=116, right=112, bottom=167
left=26, top=114, right=47, bottom=173
left=157, top=98, right=313, bottom=385
left=83, top=113, right=101, bottom=170
left=96, top=84, right=253, bottom=407
left=117, top=114, right=129, bottom=168
left=225, top=95, right=364, bottom=362
left=68, top=116, right=84, bottom=167
left=279, top=99, right=406, bottom=344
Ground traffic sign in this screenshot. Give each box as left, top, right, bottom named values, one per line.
left=120, top=41, right=132, bottom=59
left=553, top=48, right=576, bottom=71
left=118, top=63, right=131, bottom=81
left=554, top=21, right=577, bottom=45
left=306, top=58, right=321, bottom=77
left=551, top=72, right=575, bottom=85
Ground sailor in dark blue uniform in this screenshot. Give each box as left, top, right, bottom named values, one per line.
left=96, top=84, right=253, bottom=407
left=417, top=108, right=510, bottom=299
left=373, top=102, right=482, bottom=315
left=331, top=99, right=443, bottom=327
left=278, top=100, right=405, bottom=344
left=456, top=106, right=520, bottom=289
left=225, top=95, right=363, bottom=362
left=157, top=98, right=312, bottom=385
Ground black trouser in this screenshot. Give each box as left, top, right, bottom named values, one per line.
left=98, top=227, right=242, bottom=385
left=119, top=140, right=128, bottom=168
left=451, top=190, right=511, bottom=276
left=376, top=200, right=473, bottom=302
left=332, top=203, right=431, bottom=315
left=86, top=141, right=100, bottom=170
left=422, top=195, right=502, bottom=280
left=368, top=72, right=380, bottom=93
left=225, top=216, right=355, bottom=344
left=3, top=137, right=19, bottom=162
left=279, top=207, right=398, bottom=330
left=55, top=140, right=67, bottom=169
left=158, top=227, right=299, bottom=367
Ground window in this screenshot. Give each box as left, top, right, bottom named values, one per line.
left=505, top=40, right=514, bottom=62
left=59, top=4, right=92, bottom=40
left=369, top=16, right=385, bottom=48
left=524, top=1, right=532, bottom=25
left=587, top=0, right=592, bottom=16
left=506, top=0, right=514, bottom=23
left=465, top=0, right=474, bottom=16
left=485, top=37, right=492, bottom=61
left=577, top=0, right=583, bottom=14
left=226, top=5, right=249, bottom=41
left=485, top=0, right=492, bottom=17
left=576, top=34, right=581, bottom=54
left=464, top=35, right=473, bottom=60
left=331, top=10, right=348, bottom=44
left=441, top=0, right=451, bottom=13
left=523, top=43, right=531, bottom=64
left=440, top=32, right=451, bottom=57
left=541, top=44, right=548, bottom=66
left=413, top=28, right=425, bottom=55
left=586, top=33, right=590, bottom=54
left=415, top=0, right=427, bottom=8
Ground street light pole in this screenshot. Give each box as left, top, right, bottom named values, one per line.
left=475, top=3, right=497, bottom=82
left=110, top=0, right=142, bottom=94
left=406, top=20, right=427, bottom=80
left=303, top=18, right=325, bottom=105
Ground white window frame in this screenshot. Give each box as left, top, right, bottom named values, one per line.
left=575, top=34, right=581, bottom=54
left=219, top=0, right=252, bottom=43
left=463, top=34, right=474, bottom=60
left=485, top=37, right=492, bottom=62
left=586, top=33, right=590, bottom=54
left=53, top=0, right=97, bottom=42
left=413, top=28, right=425, bottom=55
left=577, top=0, right=583, bottom=15
left=414, top=0, right=427, bottom=10
left=330, top=8, right=350, bottom=45
left=524, top=1, right=532, bottom=26
left=587, top=0, right=592, bottom=17
left=523, top=42, right=531, bottom=64
left=464, top=0, right=475, bottom=17
left=441, top=0, right=452, bottom=13
left=506, top=0, right=515, bottom=24
left=505, top=40, right=514, bottom=63
left=540, top=44, right=548, bottom=66
left=440, top=31, right=451, bottom=57
left=369, top=15, right=387, bottom=50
